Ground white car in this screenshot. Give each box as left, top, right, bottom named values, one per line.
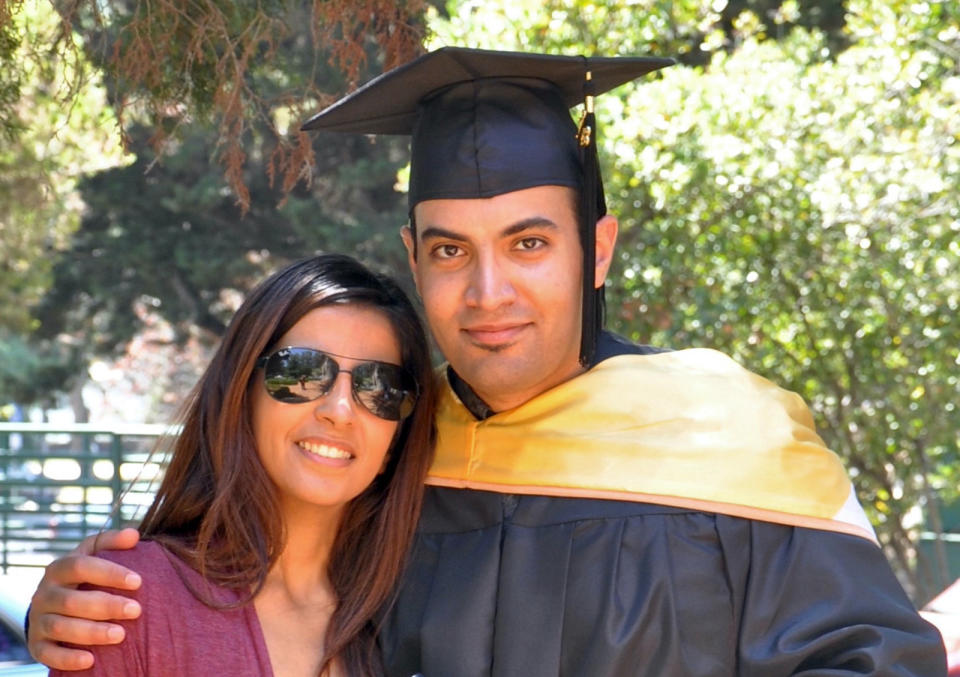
left=0, top=569, right=47, bottom=676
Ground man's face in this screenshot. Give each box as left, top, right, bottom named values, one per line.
left=404, top=185, right=616, bottom=412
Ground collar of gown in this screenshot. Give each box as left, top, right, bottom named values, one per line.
left=431, top=346, right=877, bottom=543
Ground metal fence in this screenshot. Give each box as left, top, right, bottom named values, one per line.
left=0, top=423, right=175, bottom=572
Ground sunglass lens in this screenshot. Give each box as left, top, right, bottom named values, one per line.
left=264, top=348, right=337, bottom=403
left=353, top=362, right=414, bottom=420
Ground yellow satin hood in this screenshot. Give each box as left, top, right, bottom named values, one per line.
left=427, top=349, right=876, bottom=542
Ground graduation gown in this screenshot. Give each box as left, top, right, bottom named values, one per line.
left=379, top=334, right=946, bottom=676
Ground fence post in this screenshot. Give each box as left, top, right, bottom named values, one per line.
left=1, top=442, right=8, bottom=574
left=111, top=432, right=123, bottom=526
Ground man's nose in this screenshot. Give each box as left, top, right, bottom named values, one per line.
left=464, top=253, right=516, bottom=310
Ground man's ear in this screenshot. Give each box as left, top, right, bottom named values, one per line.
left=400, top=225, right=420, bottom=291
left=594, top=214, right=619, bottom=288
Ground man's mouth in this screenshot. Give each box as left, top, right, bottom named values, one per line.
left=462, top=323, right=529, bottom=347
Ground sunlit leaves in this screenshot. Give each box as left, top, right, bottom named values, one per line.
left=608, top=4, right=958, bottom=596
left=0, top=0, right=129, bottom=333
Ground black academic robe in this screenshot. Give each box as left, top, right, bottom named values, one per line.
left=380, top=489, right=945, bottom=676
left=378, top=334, right=946, bottom=676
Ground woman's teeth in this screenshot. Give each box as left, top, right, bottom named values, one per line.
left=298, top=441, right=352, bottom=459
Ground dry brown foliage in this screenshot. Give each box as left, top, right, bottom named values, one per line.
left=2, top=0, right=426, bottom=211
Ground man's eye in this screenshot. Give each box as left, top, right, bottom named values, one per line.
left=515, top=237, right=545, bottom=251
left=432, top=243, right=463, bottom=259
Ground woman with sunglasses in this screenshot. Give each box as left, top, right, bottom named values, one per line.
left=51, top=253, right=436, bottom=677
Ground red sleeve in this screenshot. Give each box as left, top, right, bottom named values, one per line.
left=47, top=543, right=168, bottom=677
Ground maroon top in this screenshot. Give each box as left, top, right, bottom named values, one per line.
left=49, top=540, right=275, bottom=676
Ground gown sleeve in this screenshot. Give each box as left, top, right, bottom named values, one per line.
left=717, top=516, right=947, bottom=676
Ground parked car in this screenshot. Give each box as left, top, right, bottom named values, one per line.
left=921, top=577, right=960, bottom=676
left=0, top=569, right=46, bottom=676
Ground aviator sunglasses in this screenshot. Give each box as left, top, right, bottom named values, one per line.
left=256, top=346, right=417, bottom=421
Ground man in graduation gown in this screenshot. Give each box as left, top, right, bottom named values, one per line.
left=26, top=48, right=946, bottom=675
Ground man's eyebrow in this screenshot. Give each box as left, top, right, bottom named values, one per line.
left=418, top=226, right=469, bottom=243
left=418, top=217, right=559, bottom=243
left=501, top=217, right=559, bottom=237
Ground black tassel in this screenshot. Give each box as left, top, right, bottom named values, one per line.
left=578, top=66, right=604, bottom=367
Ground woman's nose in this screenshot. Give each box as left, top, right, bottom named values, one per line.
left=313, top=371, right=356, bottom=423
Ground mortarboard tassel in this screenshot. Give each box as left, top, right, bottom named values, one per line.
left=578, top=67, right=604, bottom=366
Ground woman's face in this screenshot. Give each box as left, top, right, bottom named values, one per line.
left=251, top=304, right=402, bottom=517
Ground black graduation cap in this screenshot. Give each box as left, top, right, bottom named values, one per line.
left=302, top=47, right=674, bottom=365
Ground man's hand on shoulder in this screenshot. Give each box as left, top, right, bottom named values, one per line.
left=28, top=527, right=142, bottom=670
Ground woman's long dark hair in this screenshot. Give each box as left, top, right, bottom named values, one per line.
left=138, top=254, right=437, bottom=675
